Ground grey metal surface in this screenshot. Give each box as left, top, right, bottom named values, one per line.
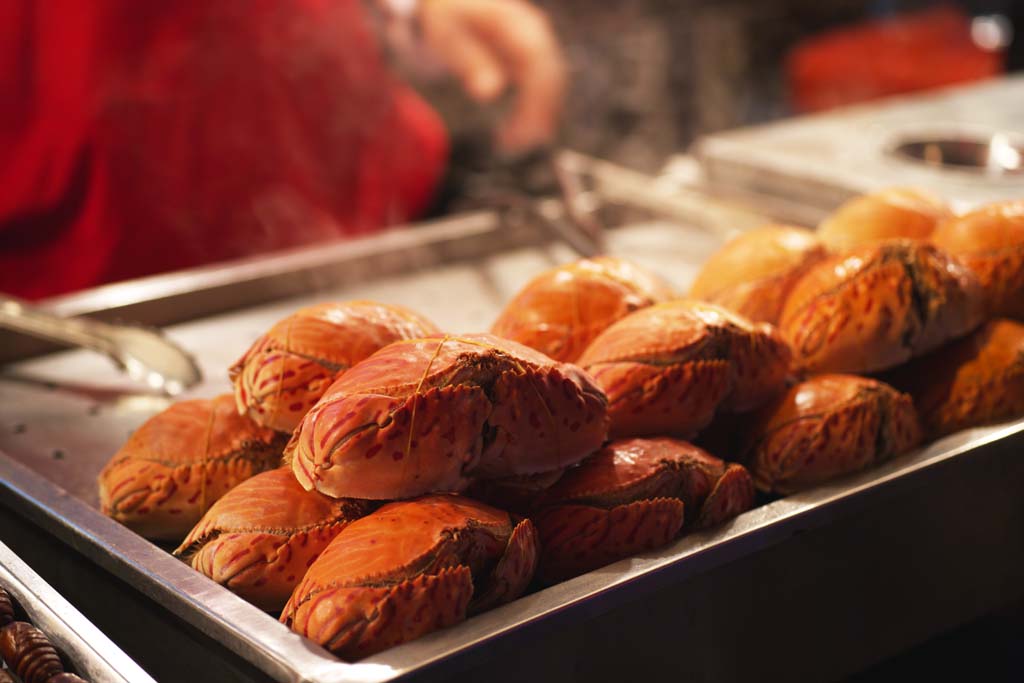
left=1, top=204, right=1022, bottom=682
left=694, top=76, right=1024, bottom=218
left=0, top=541, right=156, bottom=683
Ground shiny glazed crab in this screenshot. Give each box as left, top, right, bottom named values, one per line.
left=577, top=301, right=791, bottom=438
left=689, top=225, right=827, bottom=325
left=931, top=200, right=1024, bottom=320
left=816, top=187, right=951, bottom=251
left=885, top=319, right=1024, bottom=438
left=533, top=438, right=755, bottom=583
left=175, top=467, right=374, bottom=611
left=491, top=256, right=676, bottom=362
left=286, top=334, right=609, bottom=499
left=742, top=374, right=921, bottom=494
left=98, top=395, right=286, bottom=541
left=280, top=495, right=538, bottom=660
left=231, top=301, right=440, bottom=433
left=779, top=240, right=984, bottom=374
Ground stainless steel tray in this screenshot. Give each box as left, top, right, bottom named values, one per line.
left=0, top=541, right=155, bottom=683
left=2, top=196, right=1023, bottom=682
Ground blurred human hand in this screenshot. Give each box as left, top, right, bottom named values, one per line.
left=417, top=0, right=567, bottom=154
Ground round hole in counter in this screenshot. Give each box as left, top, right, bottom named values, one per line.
left=888, top=132, right=1024, bottom=176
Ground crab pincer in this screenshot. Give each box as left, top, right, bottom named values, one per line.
left=280, top=495, right=538, bottom=659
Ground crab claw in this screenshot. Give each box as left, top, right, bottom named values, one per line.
left=534, top=498, right=685, bottom=584
left=695, top=464, right=755, bottom=529
left=471, top=519, right=539, bottom=613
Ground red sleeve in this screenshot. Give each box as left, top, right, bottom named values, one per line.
left=0, top=0, right=448, bottom=299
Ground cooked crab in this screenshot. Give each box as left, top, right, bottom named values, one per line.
left=817, top=187, right=951, bottom=251
left=533, top=437, right=754, bottom=583
left=931, top=200, right=1024, bottom=319
left=689, top=225, right=827, bottom=325
left=577, top=300, right=791, bottom=438
left=491, top=256, right=676, bottom=362
left=175, top=467, right=374, bottom=611
left=98, top=395, right=286, bottom=541
left=742, top=374, right=921, bottom=494
left=885, top=319, right=1024, bottom=438
left=779, top=240, right=984, bottom=374
left=286, top=333, right=608, bottom=500
left=231, top=301, right=440, bottom=433
left=281, top=495, right=538, bottom=660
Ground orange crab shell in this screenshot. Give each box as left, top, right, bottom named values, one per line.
left=884, top=319, right=1024, bottom=439
left=230, top=301, right=440, bottom=433
left=816, top=187, right=951, bottom=252
left=174, top=467, right=374, bottom=611
left=490, top=256, right=676, bottom=363
left=931, top=200, right=1024, bottom=319
left=280, top=495, right=538, bottom=660
left=743, top=374, right=921, bottom=494
left=533, top=437, right=755, bottom=583
left=779, top=240, right=984, bottom=374
left=286, top=333, right=609, bottom=500
left=689, top=225, right=828, bottom=325
left=98, top=395, right=286, bottom=541
left=577, top=301, right=791, bottom=438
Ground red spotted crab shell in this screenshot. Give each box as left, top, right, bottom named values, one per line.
left=931, top=200, right=1024, bottom=320
left=174, top=467, right=374, bottom=611
left=779, top=240, right=984, bottom=374
left=742, top=374, right=921, bottom=494
left=884, top=318, right=1024, bottom=438
left=577, top=300, right=791, bottom=438
left=816, top=187, right=951, bottom=251
left=286, top=334, right=609, bottom=500
left=689, top=225, right=828, bottom=325
left=491, top=256, right=676, bottom=362
left=533, top=437, right=755, bottom=583
left=230, top=301, right=440, bottom=433
left=98, top=395, right=286, bottom=541
left=280, top=495, right=538, bottom=660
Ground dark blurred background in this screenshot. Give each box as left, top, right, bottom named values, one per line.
left=425, top=0, right=1022, bottom=177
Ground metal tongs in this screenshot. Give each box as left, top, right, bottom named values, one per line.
left=0, top=295, right=201, bottom=395
left=462, top=147, right=770, bottom=258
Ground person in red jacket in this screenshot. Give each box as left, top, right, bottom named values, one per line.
left=0, top=0, right=565, bottom=299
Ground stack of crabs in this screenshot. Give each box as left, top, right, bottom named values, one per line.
left=97, top=193, right=1024, bottom=660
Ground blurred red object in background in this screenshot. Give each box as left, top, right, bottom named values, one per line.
left=787, top=4, right=1006, bottom=114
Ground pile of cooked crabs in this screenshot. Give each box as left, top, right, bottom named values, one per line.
left=97, top=191, right=1024, bottom=660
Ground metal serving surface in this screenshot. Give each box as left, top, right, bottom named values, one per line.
left=0, top=541, right=155, bottom=683
left=695, top=76, right=1024, bottom=219
left=2, top=213, right=1022, bottom=682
